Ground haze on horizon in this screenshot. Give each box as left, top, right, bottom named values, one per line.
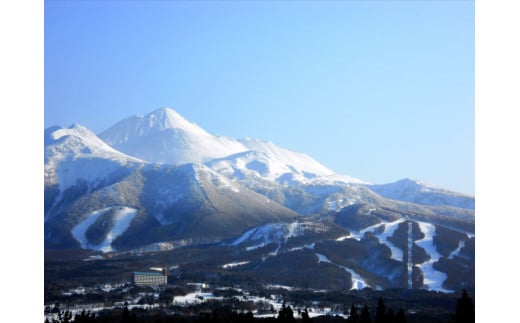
left=44, top=1, right=475, bottom=195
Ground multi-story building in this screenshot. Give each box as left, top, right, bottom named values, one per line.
left=133, top=269, right=168, bottom=286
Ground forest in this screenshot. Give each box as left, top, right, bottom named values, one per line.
left=45, top=290, right=474, bottom=323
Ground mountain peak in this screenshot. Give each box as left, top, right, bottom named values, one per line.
left=367, top=178, right=474, bottom=209
left=49, top=123, right=97, bottom=142
left=138, top=107, right=209, bottom=136
left=99, top=108, right=247, bottom=164
left=396, top=178, right=425, bottom=187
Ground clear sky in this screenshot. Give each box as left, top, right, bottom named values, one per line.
left=44, top=0, right=475, bottom=195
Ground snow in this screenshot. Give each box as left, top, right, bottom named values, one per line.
left=315, top=253, right=369, bottom=290
left=286, top=222, right=299, bottom=241
left=327, top=200, right=338, bottom=211
left=222, top=261, right=250, bottom=269
left=367, top=178, right=474, bottom=210
left=99, top=108, right=249, bottom=165
left=50, top=124, right=126, bottom=157
left=448, top=240, right=465, bottom=259
left=346, top=270, right=369, bottom=290
left=71, top=206, right=138, bottom=253
left=173, top=292, right=223, bottom=305
left=131, top=241, right=176, bottom=253
left=45, top=124, right=142, bottom=192
left=415, top=222, right=452, bottom=292
left=239, top=138, right=335, bottom=178
left=83, top=255, right=104, bottom=261
left=336, top=234, right=352, bottom=241
left=149, top=267, right=164, bottom=272
left=206, top=169, right=241, bottom=193
left=316, top=253, right=331, bottom=264
left=350, top=219, right=405, bottom=261
left=267, top=244, right=281, bottom=257
left=169, top=286, right=351, bottom=319
left=289, top=243, right=315, bottom=252
left=207, top=148, right=362, bottom=187
left=71, top=208, right=111, bottom=249
left=230, top=227, right=257, bottom=246
left=230, top=223, right=287, bottom=249
left=370, top=219, right=405, bottom=261
left=230, top=222, right=327, bottom=250
left=265, top=284, right=297, bottom=291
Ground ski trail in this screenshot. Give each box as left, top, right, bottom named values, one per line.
left=316, top=253, right=370, bottom=290
left=415, top=222, right=452, bottom=292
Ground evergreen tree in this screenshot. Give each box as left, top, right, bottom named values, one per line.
left=244, top=311, right=255, bottom=323
left=453, top=290, right=475, bottom=323
left=301, top=308, right=312, bottom=323
left=374, top=298, right=386, bottom=323
left=121, top=306, right=130, bottom=323
left=120, top=306, right=138, bottom=323
left=359, top=304, right=372, bottom=323
left=52, top=311, right=72, bottom=323
left=386, top=308, right=395, bottom=323
left=74, top=310, right=95, bottom=323
left=347, top=304, right=359, bottom=323
left=395, top=309, right=406, bottom=323
left=278, top=302, right=295, bottom=322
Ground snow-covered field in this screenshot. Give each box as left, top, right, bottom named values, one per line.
left=172, top=292, right=223, bottom=305
left=170, top=285, right=350, bottom=319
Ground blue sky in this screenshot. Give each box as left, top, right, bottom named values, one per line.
left=44, top=0, right=475, bottom=195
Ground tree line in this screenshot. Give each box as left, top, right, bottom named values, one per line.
left=45, top=290, right=474, bottom=323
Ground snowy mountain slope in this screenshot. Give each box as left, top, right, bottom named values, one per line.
left=45, top=124, right=144, bottom=190
left=45, top=161, right=298, bottom=251
left=71, top=206, right=138, bottom=253
left=327, top=203, right=473, bottom=291
left=44, top=125, right=145, bottom=222
left=99, top=107, right=362, bottom=187
left=217, top=205, right=473, bottom=291
left=98, top=108, right=247, bottom=164
left=367, top=178, right=474, bottom=210
left=229, top=220, right=333, bottom=252
left=315, top=253, right=370, bottom=290
left=239, top=138, right=332, bottom=174
left=98, top=108, right=476, bottom=219
left=206, top=151, right=375, bottom=216
left=44, top=108, right=474, bottom=292
left=414, top=221, right=451, bottom=292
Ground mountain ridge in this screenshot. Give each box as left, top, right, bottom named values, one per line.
left=44, top=107, right=474, bottom=292
left=367, top=178, right=474, bottom=210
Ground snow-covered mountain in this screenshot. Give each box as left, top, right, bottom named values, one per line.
left=44, top=124, right=145, bottom=222
left=44, top=122, right=297, bottom=250
left=367, top=178, right=475, bottom=210
left=99, top=108, right=247, bottom=165
left=205, top=148, right=369, bottom=215
left=207, top=148, right=362, bottom=186
left=45, top=124, right=144, bottom=190
left=201, top=205, right=473, bottom=291
left=99, top=108, right=361, bottom=186
left=44, top=107, right=474, bottom=292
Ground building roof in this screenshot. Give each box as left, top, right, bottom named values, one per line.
left=133, top=271, right=165, bottom=276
